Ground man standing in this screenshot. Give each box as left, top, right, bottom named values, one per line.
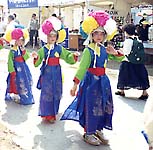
left=13, top=13, right=20, bottom=24
left=6, top=15, right=18, bottom=31
left=28, top=13, right=39, bottom=47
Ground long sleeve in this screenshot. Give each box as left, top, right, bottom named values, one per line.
left=8, top=50, right=15, bottom=73
left=108, top=53, right=125, bottom=62
left=33, top=47, right=45, bottom=67
left=60, top=47, right=78, bottom=64
left=73, top=48, right=91, bottom=84
left=123, top=39, right=133, bottom=55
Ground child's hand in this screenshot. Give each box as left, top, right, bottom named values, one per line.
left=74, top=51, right=80, bottom=57
left=106, top=45, right=118, bottom=55
left=32, top=51, right=38, bottom=58
left=116, top=49, right=124, bottom=56
left=70, top=84, right=77, bottom=96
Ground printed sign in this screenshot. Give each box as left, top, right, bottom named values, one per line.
left=8, top=0, right=38, bottom=9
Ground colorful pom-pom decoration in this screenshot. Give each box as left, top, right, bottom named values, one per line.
left=106, top=29, right=118, bottom=41
left=4, top=29, right=13, bottom=42
left=15, top=24, right=25, bottom=29
left=80, top=26, right=88, bottom=39
left=47, top=16, right=62, bottom=31
left=89, top=11, right=110, bottom=26
left=11, top=28, right=23, bottom=40
left=39, top=28, right=47, bottom=43
left=40, top=16, right=65, bottom=43
left=4, top=27, right=29, bottom=45
left=104, top=18, right=117, bottom=36
left=42, top=20, right=53, bottom=35
left=82, top=16, right=99, bottom=34
left=81, top=10, right=117, bottom=40
left=57, top=29, right=66, bottom=43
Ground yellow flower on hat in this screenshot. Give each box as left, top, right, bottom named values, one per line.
left=82, top=16, right=99, bottom=34
left=3, top=29, right=13, bottom=42
left=107, top=29, right=118, bottom=41
left=57, top=29, right=66, bottom=43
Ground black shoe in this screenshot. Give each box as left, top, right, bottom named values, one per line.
left=138, top=95, right=149, bottom=100
left=115, top=91, right=125, bottom=97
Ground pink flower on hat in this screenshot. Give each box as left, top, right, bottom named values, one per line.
left=42, top=20, right=54, bottom=35
left=11, top=28, right=23, bottom=40
left=89, top=11, right=110, bottom=26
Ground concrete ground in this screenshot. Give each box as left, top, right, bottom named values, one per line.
left=0, top=48, right=152, bottom=150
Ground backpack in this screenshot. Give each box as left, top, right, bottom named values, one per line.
left=126, top=38, right=145, bottom=64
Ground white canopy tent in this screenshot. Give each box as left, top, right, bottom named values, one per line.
left=38, top=0, right=85, bottom=7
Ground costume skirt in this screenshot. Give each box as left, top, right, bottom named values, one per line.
left=38, top=65, right=62, bottom=117
left=61, top=71, right=113, bottom=134
left=117, top=61, right=150, bottom=90
left=5, top=61, right=34, bottom=105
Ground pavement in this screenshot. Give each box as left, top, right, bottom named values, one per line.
left=0, top=48, right=153, bottom=150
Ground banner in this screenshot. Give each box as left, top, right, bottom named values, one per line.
left=8, top=0, right=38, bottom=9
left=38, top=0, right=84, bottom=6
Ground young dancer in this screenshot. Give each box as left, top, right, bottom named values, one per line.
left=61, top=11, right=122, bottom=146
left=5, top=28, right=34, bottom=105
left=32, top=16, right=79, bottom=123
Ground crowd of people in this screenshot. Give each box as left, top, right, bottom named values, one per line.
left=0, top=10, right=152, bottom=149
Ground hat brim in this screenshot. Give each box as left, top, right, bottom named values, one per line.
left=92, top=27, right=106, bottom=33
left=39, top=28, right=66, bottom=44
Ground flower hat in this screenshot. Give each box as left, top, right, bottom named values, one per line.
left=4, top=25, right=29, bottom=46
left=80, top=11, right=117, bottom=44
left=39, top=16, right=66, bottom=44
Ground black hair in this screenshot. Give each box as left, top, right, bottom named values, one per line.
left=8, top=15, right=14, bottom=20
left=13, top=13, right=17, bottom=18
left=52, top=13, right=57, bottom=17
left=32, top=13, right=36, bottom=17
left=80, top=21, right=83, bottom=25
left=122, top=24, right=136, bottom=36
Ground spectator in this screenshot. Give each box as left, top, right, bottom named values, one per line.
left=137, top=21, right=151, bottom=42
left=115, top=24, right=150, bottom=100
left=52, top=13, right=57, bottom=17
left=28, top=13, right=39, bottom=47
left=13, top=13, right=20, bottom=24
left=6, top=15, right=18, bottom=30
left=139, top=13, right=147, bottom=25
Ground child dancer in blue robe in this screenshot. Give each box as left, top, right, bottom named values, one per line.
left=32, top=17, right=79, bottom=123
